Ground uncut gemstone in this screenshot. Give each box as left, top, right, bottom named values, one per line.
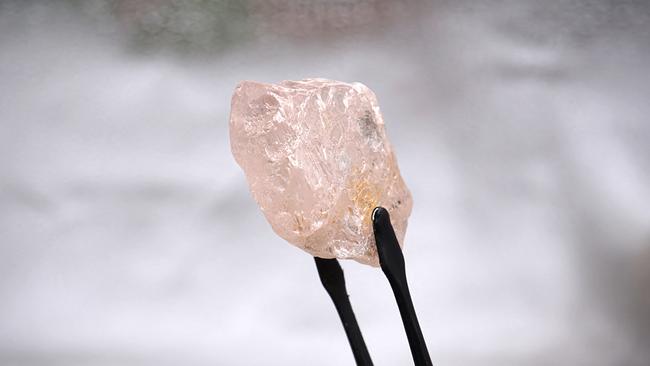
left=229, top=78, right=412, bottom=266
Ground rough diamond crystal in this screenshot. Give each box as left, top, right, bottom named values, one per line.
left=229, top=78, right=412, bottom=266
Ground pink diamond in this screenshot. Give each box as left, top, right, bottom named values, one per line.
left=229, top=79, right=412, bottom=266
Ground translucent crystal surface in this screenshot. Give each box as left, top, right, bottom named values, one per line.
left=229, top=79, right=412, bottom=266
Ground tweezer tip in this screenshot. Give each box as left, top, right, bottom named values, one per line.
left=371, top=206, right=389, bottom=224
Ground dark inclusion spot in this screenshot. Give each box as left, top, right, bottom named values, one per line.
left=358, top=110, right=377, bottom=138
left=389, top=198, right=404, bottom=210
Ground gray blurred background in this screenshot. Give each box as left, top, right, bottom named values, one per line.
left=1, top=0, right=650, bottom=365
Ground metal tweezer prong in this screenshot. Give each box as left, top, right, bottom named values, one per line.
left=314, top=257, right=374, bottom=365
left=372, top=207, right=432, bottom=366
left=314, top=206, right=432, bottom=366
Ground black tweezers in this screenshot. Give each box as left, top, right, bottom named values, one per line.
left=315, top=207, right=433, bottom=366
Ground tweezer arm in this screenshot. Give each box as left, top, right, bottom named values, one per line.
left=372, top=207, right=433, bottom=366
left=314, top=257, right=374, bottom=366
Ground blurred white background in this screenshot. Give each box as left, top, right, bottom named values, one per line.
left=1, top=1, right=649, bottom=365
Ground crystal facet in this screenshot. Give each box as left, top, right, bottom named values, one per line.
left=229, top=78, right=412, bottom=266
